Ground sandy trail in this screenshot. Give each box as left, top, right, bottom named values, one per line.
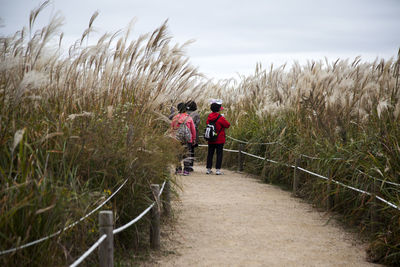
left=146, top=165, right=378, bottom=267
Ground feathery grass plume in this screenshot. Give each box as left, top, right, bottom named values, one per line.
left=28, top=1, right=50, bottom=35
left=11, top=128, right=25, bottom=153
left=198, top=53, right=400, bottom=265
left=377, top=99, right=389, bottom=118
left=0, top=3, right=205, bottom=266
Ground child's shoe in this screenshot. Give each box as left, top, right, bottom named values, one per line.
left=183, top=170, right=190, bottom=176
left=216, top=169, right=223, bottom=175
left=206, top=169, right=212, bottom=174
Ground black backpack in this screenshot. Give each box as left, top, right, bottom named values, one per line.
left=204, top=115, right=221, bottom=142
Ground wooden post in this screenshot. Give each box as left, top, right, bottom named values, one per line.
left=163, top=180, right=171, bottom=217
left=150, top=184, right=160, bottom=250
left=326, top=169, right=333, bottom=210
left=238, top=143, right=244, bottom=172
left=292, top=158, right=299, bottom=196
left=99, top=211, right=114, bottom=267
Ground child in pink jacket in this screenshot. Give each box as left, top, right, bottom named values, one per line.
left=171, top=103, right=196, bottom=175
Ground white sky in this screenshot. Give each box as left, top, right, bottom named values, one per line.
left=1, top=0, right=399, bottom=80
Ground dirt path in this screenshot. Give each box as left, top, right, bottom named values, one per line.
left=146, top=165, right=379, bottom=267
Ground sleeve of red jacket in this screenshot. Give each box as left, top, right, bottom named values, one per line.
left=219, top=116, right=230, bottom=129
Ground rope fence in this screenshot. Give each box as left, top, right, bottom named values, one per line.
left=226, top=135, right=398, bottom=187
left=299, top=153, right=343, bottom=161
left=69, top=235, right=107, bottom=267
left=226, top=136, right=342, bottom=160
left=201, top=136, right=400, bottom=212
left=226, top=135, right=278, bottom=145
left=113, top=203, right=155, bottom=235
left=69, top=180, right=171, bottom=267
left=356, top=169, right=400, bottom=187
left=1, top=177, right=170, bottom=267
left=0, top=178, right=129, bottom=256
left=4, top=132, right=399, bottom=264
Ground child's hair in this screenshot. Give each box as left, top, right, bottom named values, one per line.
left=210, top=103, right=221, bottom=112
left=177, top=102, right=187, bottom=113
left=186, top=100, right=197, bottom=111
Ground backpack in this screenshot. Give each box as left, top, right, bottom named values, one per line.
left=175, top=116, right=192, bottom=143
left=204, top=115, right=221, bottom=142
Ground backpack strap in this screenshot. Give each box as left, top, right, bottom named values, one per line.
left=211, top=114, right=222, bottom=123
left=182, top=115, right=190, bottom=125
left=212, top=115, right=223, bottom=136
left=176, top=114, right=189, bottom=127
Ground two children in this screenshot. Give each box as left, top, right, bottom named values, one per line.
left=170, top=99, right=230, bottom=175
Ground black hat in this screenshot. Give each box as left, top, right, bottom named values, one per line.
left=177, top=102, right=186, bottom=113
left=186, top=100, right=197, bottom=111
left=210, top=103, right=221, bottom=112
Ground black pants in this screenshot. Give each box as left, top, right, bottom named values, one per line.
left=189, top=144, right=199, bottom=167
left=206, top=143, right=224, bottom=169
left=176, top=143, right=192, bottom=172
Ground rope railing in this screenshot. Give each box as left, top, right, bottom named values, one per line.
left=226, top=135, right=278, bottom=145
left=201, top=135, right=400, bottom=212
left=356, top=169, right=400, bottom=187
left=0, top=178, right=129, bottom=256
left=113, top=203, right=155, bottom=235
left=225, top=135, right=399, bottom=186
left=227, top=135, right=346, bottom=161
left=199, top=144, right=239, bottom=153
left=226, top=145, right=400, bottom=211
left=69, top=235, right=107, bottom=267
left=69, top=180, right=170, bottom=267
left=158, top=180, right=167, bottom=197
left=299, top=153, right=343, bottom=161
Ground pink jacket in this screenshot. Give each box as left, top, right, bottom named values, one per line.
left=171, top=113, right=197, bottom=144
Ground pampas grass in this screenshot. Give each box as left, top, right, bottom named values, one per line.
left=0, top=4, right=204, bottom=266
left=2, top=2, right=399, bottom=265
left=197, top=51, right=400, bottom=265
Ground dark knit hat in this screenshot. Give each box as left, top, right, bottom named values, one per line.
left=210, top=103, right=221, bottom=112
left=177, top=102, right=186, bottom=113
left=186, top=100, right=197, bottom=111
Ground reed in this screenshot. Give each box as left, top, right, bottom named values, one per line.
left=199, top=52, right=400, bottom=265
left=2, top=2, right=399, bottom=265
left=0, top=3, right=203, bottom=266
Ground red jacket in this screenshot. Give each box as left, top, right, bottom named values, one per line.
left=206, top=112, right=230, bottom=144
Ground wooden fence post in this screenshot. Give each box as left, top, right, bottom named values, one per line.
left=238, top=143, right=244, bottom=172
left=292, top=158, right=299, bottom=196
left=163, top=180, right=171, bottom=217
left=150, top=184, right=160, bottom=250
left=99, top=211, right=114, bottom=267
left=326, top=169, right=333, bottom=210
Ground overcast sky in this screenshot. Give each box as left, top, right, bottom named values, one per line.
left=1, top=0, right=399, bottom=80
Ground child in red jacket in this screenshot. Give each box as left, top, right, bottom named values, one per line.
left=206, top=102, right=230, bottom=175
